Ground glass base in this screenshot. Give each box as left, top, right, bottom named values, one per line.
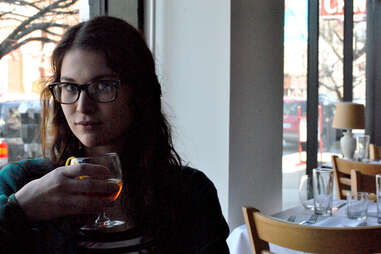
left=301, top=200, right=314, bottom=210
left=80, top=219, right=126, bottom=231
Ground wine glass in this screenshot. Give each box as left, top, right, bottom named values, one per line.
left=298, top=174, right=314, bottom=210
left=66, top=152, right=125, bottom=230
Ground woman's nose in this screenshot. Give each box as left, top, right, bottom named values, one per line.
left=76, top=90, right=96, bottom=113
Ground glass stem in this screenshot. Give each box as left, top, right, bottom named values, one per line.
left=95, top=211, right=110, bottom=227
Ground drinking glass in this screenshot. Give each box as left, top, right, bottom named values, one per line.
left=298, top=174, right=314, bottom=210
left=346, top=192, right=368, bottom=221
left=313, top=168, right=334, bottom=216
left=356, top=134, right=370, bottom=162
left=66, top=153, right=125, bottom=230
left=376, top=174, right=381, bottom=223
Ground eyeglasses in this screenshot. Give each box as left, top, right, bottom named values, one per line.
left=49, top=80, right=121, bottom=104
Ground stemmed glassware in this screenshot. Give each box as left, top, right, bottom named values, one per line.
left=298, top=174, right=314, bottom=210
left=66, top=152, right=125, bottom=230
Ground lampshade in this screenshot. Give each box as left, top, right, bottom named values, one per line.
left=332, top=102, right=365, bottom=130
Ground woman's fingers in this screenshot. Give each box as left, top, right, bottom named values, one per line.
left=65, top=177, right=120, bottom=197
left=56, top=164, right=119, bottom=196
left=15, top=165, right=120, bottom=222
left=60, top=163, right=111, bottom=179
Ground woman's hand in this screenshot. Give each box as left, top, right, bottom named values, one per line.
left=14, top=163, right=118, bottom=222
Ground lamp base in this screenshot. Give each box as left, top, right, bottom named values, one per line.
left=340, top=129, right=356, bottom=160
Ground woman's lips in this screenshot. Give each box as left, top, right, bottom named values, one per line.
left=75, top=121, right=102, bottom=130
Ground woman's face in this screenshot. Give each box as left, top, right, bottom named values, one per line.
left=60, top=48, right=132, bottom=154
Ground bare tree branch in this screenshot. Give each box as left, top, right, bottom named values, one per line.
left=354, top=46, right=366, bottom=60
left=0, top=0, right=42, bottom=10
left=0, top=17, right=24, bottom=23
left=45, top=10, right=78, bottom=16
left=0, top=0, right=78, bottom=60
left=0, top=11, right=29, bottom=19
left=2, top=0, right=76, bottom=48
left=316, top=19, right=366, bottom=101
left=320, top=32, right=342, bottom=60
left=40, top=28, right=62, bottom=37
left=8, top=36, right=57, bottom=53
left=13, top=22, right=69, bottom=41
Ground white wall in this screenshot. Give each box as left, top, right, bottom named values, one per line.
left=152, top=0, right=283, bottom=230
left=229, top=0, right=284, bottom=228
left=154, top=0, right=231, bottom=218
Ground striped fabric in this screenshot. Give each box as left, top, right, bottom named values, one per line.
left=77, top=227, right=155, bottom=254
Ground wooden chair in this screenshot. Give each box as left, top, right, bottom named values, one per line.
left=370, top=143, right=381, bottom=160
left=242, top=206, right=381, bottom=254
left=350, top=168, right=381, bottom=201
left=331, top=155, right=381, bottom=200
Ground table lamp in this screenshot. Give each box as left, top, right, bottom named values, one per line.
left=332, top=102, right=365, bottom=159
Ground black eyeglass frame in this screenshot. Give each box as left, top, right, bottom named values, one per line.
left=48, top=80, right=121, bottom=104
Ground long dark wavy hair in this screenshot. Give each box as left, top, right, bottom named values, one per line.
left=40, top=16, right=184, bottom=253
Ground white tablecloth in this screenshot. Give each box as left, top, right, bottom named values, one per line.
left=227, top=224, right=303, bottom=254
left=227, top=201, right=380, bottom=254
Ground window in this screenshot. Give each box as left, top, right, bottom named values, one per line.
left=0, top=0, right=83, bottom=165
left=283, top=0, right=367, bottom=209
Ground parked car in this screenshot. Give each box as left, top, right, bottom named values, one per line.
left=283, top=96, right=339, bottom=149
left=283, top=97, right=306, bottom=144
left=0, top=100, right=42, bottom=163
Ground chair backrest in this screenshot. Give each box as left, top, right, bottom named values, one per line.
left=331, top=155, right=381, bottom=200
left=242, top=206, right=381, bottom=254
left=370, top=143, right=381, bottom=161
left=350, top=168, right=381, bottom=201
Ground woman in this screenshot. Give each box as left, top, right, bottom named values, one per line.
left=0, top=16, right=229, bottom=253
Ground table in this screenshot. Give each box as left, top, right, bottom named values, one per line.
left=227, top=201, right=380, bottom=254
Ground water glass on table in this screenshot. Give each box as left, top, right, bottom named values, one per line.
left=376, top=174, right=381, bottom=223
left=356, top=134, right=370, bottom=162
left=346, top=192, right=368, bottom=221
left=298, top=174, right=314, bottom=210
left=313, top=168, right=334, bottom=216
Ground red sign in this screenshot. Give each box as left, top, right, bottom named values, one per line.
left=320, top=0, right=366, bottom=17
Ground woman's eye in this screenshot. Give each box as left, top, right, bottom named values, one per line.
left=97, top=83, right=106, bottom=90
left=95, top=82, right=112, bottom=91
left=62, top=84, right=77, bottom=93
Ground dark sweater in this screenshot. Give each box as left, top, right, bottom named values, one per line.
left=0, top=158, right=230, bottom=253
